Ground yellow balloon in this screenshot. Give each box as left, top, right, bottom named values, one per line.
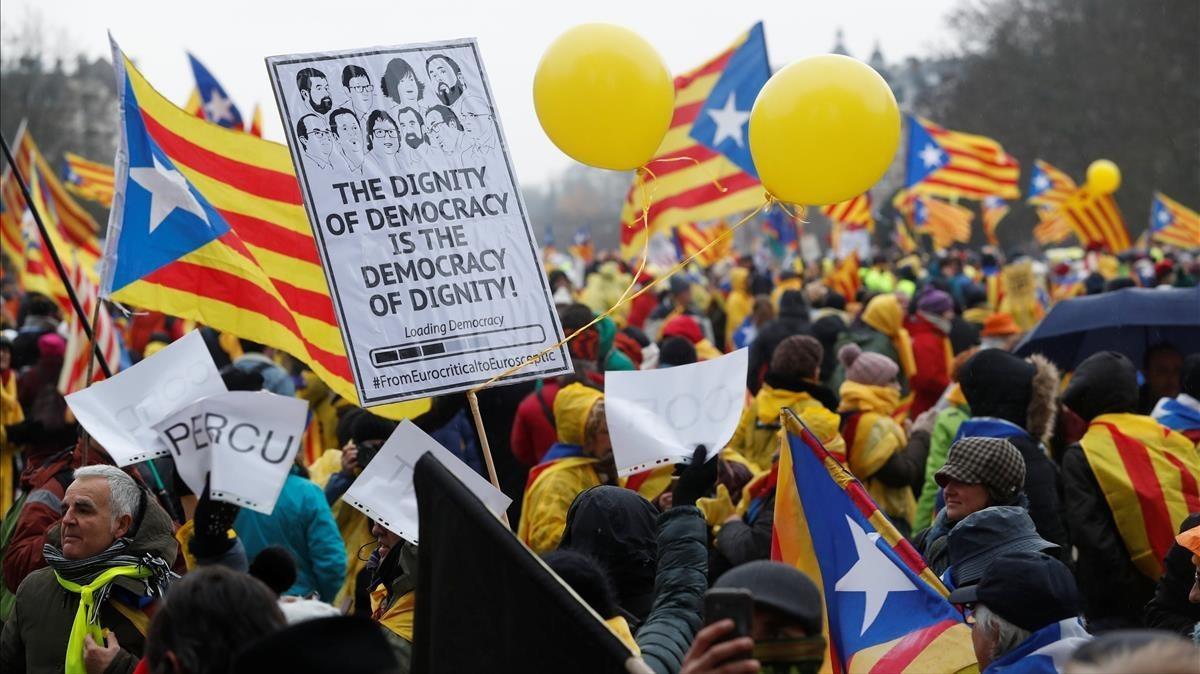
left=534, top=24, right=674, bottom=171
left=1086, top=159, right=1121, bottom=194
left=749, top=54, right=900, bottom=205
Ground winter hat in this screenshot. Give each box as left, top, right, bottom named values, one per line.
left=946, top=551, right=1079, bottom=633
left=37, top=332, right=66, bottom=359
left=661, top=314, right=703, bottom=344
left=935, top=437, right=1026, bottom=505
left=658, top=337, right=697, bottom=368
left=917, top=288, right=954, bottom=315
left=715, top=560, right=823, bottom=635
left=1181, top=353, right=1200, bottom=399
left=553, top=383, right=604, bottom=446
left=770, top=335, right=823, bottom=380
left=947, top=506, right=1058, bottom=587
left=981, top=312, right=1021, bottom=337
left=1062, top=351, right=1139, bottom=421
left=837, top=343, right=899, bottom=387
left=960, top=349, right=1036, bottom=426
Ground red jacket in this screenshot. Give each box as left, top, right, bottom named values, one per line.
left=510, top=381, right=562, bottom=468
left=906, top=314, right=952, bottom=419
left=2, top=448, right=80, bottom=593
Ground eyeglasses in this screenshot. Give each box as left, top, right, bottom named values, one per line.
left=372, top=129, right=398, bottom=138
left=305, top=129, right=332, bottom=139
left=349, top=85, right=374, bottom=93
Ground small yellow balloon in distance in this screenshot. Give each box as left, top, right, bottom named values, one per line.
left=1086, top=159, right=1121, bottom=194
left=533, top=24, right=674, bottom=171
left=749, top=54, right=900, bottom=206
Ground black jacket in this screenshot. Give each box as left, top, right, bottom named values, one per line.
left=747, top=292, right=812, bottom=392
left=1143, top=513, right=1200, bottom=636
left=1007, top=432, right=1069, bottom=553
left=711, top=494, right=775, bottom=581
left=1063, top=442, right=1157, bottom=630
left=635, top=506, right=708, bottom=674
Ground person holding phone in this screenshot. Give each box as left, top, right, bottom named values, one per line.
left=681, top=561, right=826, bottom=674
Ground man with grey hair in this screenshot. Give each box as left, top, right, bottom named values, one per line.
left=947, top=551, right=1091, bottom=672
left=1, top=465, right=178, bottom=674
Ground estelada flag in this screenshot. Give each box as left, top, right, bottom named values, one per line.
left=618, top=23, right=770, bottom=259
left=905, top=116, right=1020, bottom=201
left=1150, top=192, right=1200, bottom=249
left=1027, top=159, right=1077, bottom=209
left=187, top=52, right=245, bottom=130
left=981, top=196, right=1008, bottom=247
left=102, top=38, right=427, bottom=419
left=63, top=152, right=116, bottom=207
left=773, top=414, right=977, bottom=674
left=412, top=453, right=638, bottom=673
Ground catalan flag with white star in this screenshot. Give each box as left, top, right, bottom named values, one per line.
left=101, top=38, right=427, bottom=419
left=905, top=117, right=1020, bottom=201
left=773, top=416, right=977, bottom=673
left=981, top=196, right=1008, bottom=247
left=618, top=23, right=770, bottom=259
left=1149, top=192, right=1200, bottom=249
left=63, top=152, right=116, bottom=207
left=1027, top=159, right=1077, bottom=209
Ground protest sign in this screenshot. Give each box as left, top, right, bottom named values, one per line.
left=343, top=419, right=510, bottom=543
left=605, top=349, right=748, bottom=476
left=66, top=330, right=225, bottom=466
left=153, top=391, right=308, bottom=515
left=266, top=40, right=570, bottom=407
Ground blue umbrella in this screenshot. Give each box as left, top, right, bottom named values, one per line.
left=1013, top=286, right=1200, bottom=371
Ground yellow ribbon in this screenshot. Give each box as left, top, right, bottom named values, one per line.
left=54, top=564, right=151, bottom=674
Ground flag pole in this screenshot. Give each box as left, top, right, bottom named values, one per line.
left=466, top=390, right=510, bottom=527
left=0, top=133, right=112, bottom=378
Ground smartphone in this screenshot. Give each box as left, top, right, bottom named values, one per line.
left=703, top=588, right=753, bottom=659
left=356, top=440, right=383, bottom=469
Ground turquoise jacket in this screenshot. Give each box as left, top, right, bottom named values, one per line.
left=234, top=468, right=347, bottom=601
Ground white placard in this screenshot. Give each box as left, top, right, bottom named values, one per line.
left=65, top=331, right=226, bottom=466
left=605, top=349, right=748, bottom=476
left=266, top=39, right=570, bottom=407
left=343, top=419, right=510, bottom=543
left=153, top=391, right=308, bottom=515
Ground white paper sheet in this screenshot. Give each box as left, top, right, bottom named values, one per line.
left=153, top=391, right=308, bottom=515
left=65, top=331, right=225, bottom=466
left=343, top=419, right=510, bottom=543
left=605, top=349, right=748, bottom=476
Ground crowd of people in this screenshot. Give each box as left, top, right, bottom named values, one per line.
left=1, top=243, right=1199, bottom=673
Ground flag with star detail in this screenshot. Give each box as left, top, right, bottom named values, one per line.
left=1149, top=192, right=1200, bottom=249
left=618, top=23, right=770, bottom=259
left=905, top=116, right=1020, bottom=201
left=772, top=418, right=977, bottom=673
left=186, top=52, right=245, bottom=130
left=102, top=38, right=428, bottom=420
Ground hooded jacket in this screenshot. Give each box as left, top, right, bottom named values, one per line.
left=510, top=380, right=563, bottom=467
left=559, top=486, right=659, bottom=625
left=957, top=351, right=1068, bottom=552
left=827, top=295, right=913, bottom=394
left=1, top=489, right=178, bottom=674
left=724, top=268, right=754, bottom=348
left=747, top=291, right=812, bottom=392
left=728, top=370, right=839, bottom=472
left=905, top=312, right=953, bottom=419
left=634, top=506, right=708, bottom=674
left=1059, top=351, right=1198, bottom=629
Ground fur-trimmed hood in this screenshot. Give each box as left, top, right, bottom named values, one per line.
left=1026, top=354, right=1059, bottom=445
left=960, top=349, right=1060, bottom=444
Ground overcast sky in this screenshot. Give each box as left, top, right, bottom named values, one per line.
left=2, top=0, right=959, bottom=186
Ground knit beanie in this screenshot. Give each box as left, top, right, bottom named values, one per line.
left=837, top=343, right=899, bottom=386
left=770, top=335, right=823, bottom=380
left=917, top=288, right=954, bottom=315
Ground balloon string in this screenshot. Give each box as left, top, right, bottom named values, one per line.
left=644, top=155, right=728, bottom=195
left=470, top=194, right=774, bottom=392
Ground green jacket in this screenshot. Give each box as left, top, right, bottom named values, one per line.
left=635, top=506, right=707, bottom=674
left=914, top=404, right=970, bottom=530
left=827, top=327, right=908, bottom=393
left=0, top=495, right=178, bottom=674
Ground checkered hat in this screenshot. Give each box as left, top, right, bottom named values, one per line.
left=935, top=437, right=1025, bottom=502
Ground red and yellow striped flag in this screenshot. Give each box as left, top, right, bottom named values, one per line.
left=104, top=45, right=427, bottom=419
left=1033, top=207, right=1073, bottom=246
left=892, top=216, right=917, bottom=255
left=1150, top=192, right=1200, bottom=249
left=58, top=261, right=121, bottom=395
left=618, top=27, right=765, bottom=259
left=673, top=220, right=731, bottom=266
left=1060, top=189, right=1131, bottom=253
left=826, top=251, right=861, bottom=301
left=1080, top=414, right=1200, bottom=579
left=63, top=152, right=116, bottom=207
left=823, top=192, right=874, bottom=254
left=907, top=117, right=1020, bottom=200
left=981, top=195, right=1008, bottom=247
left=0, top=172, right=70, bottom=312
left=1027, top=159, right=1077, bottom=209
left=11, top=135, right=103, bottom=276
